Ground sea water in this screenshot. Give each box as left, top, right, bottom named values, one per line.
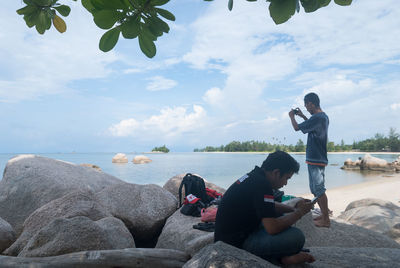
left=0, top=152, right=398, bottom=195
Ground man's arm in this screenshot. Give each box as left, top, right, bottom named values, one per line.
left=289, top=108, right=308, bottom=131
left=274, top=201, right=295, bottom=214
left=262, top=200, right=313, bottom=235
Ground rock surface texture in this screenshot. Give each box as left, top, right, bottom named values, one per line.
left=96, top=182, right=177, bottom=247
left=4, top=190, right=112, bottom=256
left=156, top=210, right=214, bottom=256
left=18, top=216, right=135, bottom=257
left=0, top=155, right=123, bottom=234
left=0, top=217, right=16, bottom=253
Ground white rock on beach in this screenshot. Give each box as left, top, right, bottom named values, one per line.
left=111, top=153, right=128, bottom=163
left=132, top=155, right=152, bottom=164
left=0, top=155, right=124, bottom=234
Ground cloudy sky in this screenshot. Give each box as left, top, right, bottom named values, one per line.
left=0, top=0, right=399, bottom=153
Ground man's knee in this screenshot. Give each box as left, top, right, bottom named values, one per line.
left=286, top=227, right=305, bottom=250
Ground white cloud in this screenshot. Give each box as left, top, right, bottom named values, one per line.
left=391, top=103, right=400, bottom=111
left=146, top=76, right=177, bottom=91
left=108, top=105, right=207, bottom=138
left=203, top=87, right=223, bottom=105
left=0, top=2, right=118, bottom=102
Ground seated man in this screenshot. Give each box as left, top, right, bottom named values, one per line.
left=214, top=151, right=315, bottom=265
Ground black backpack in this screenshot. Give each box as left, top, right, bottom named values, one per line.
left=178, top=173, right=213, bottom=207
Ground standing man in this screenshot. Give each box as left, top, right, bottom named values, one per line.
left=214, top=151, right=315, bottom=265
left=289, top=92, right=330, bottom=228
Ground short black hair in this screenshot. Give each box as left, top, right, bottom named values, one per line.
left=261, top=151, right=299, bottom=175
left=304, top=92, right=320, bottom=108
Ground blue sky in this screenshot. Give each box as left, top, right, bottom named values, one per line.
left=0, top=0, right=399, bottom=153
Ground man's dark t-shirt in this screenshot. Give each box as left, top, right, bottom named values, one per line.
left=298, top=112, right=329, bottom=165
left=214, top=166, right=276, bottom=248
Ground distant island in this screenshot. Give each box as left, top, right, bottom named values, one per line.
left=194, top=128, right=400, bottom=153
left=152, top=145, right=170, bottom=153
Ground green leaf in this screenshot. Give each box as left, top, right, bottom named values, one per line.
left=269, top=0, right=296, bottom=25
left=151, top=16, right=170, bottom=33
left=91, top=0, right=128, bottom=10
left=138, top=33, right=156, bottom=58
left=17, top=5, right=37, bottom=15
left=121, top=17, right=140, bottom=39
left=334, top=0, right=352, bottom=6
left=228, top=0, right=233, bottom=11
left=155, top=8, right=175, bottom=21
left=82, top=0, right=96, bottom=12
left=151, top=0, right=170, bottom=6
left=93, top=10, right=124, bottom=29
left=300, top=0, right=319, bottom=13
left=35, top=11, right=47, bottom=34
left=23, top=10, right=40, bottom=28
left=99, top=27, right=121, bottom=52
left=142, top=25, right=157, bottom=41
left=319, top=0, right=331, bottom=7
left=32, top=0, right=52, bottom=6
left=54, top=5, right=71, bottom=17
left=53, top=14, right=67, bottom=32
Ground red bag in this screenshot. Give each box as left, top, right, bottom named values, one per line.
left=201, top=206, right=218, bottom=222
left=205, top=188, right=223, bottom=199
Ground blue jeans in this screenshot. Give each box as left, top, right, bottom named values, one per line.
left=242, top=225, right=305, bottom=262
left=308, top=164, right=326, bottom=197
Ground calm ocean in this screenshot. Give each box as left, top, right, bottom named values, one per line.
left=0, top=152, right=398, bottom=195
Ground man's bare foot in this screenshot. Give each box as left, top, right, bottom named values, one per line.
left=281, top=252, right=316, bottom=265
left=314, top=217, right=330, bottom=228
left=313, top=209, right=333, bottom=221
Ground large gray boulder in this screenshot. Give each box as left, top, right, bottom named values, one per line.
left=4, top=190, right=112, bottom=256
left=0, top=248, right=189, bottom=268
left=163, top=173, right=226, bottom=203
left=112, top=153, right=128, bottom=163
left=338, top=198, right=400, bottom=237
left=183, top=241, right=278, bottom=268
left=360, top=154, right=395, bottom=171
left=18, top=216, right=134, bottom=257
left=0, top=155, right=123, bottom=234
left=156, top=210, right=214, bottom=256
left=184, top=242, right=400, bottom=268
left=385, top=223, right=400, bottom=244
left=0, top=217, right=15, bottom=253
left=96, top=182, right=177, bottom=247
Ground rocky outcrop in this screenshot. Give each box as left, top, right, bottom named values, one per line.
left=0, top=248, right=189, bottom=268
left=338, top=198, right=400, bottom=241
left=132, top=155, right=152, bottom=164
left=4, top=190, right=112, bottom=256
left=18, top=216, right=135, bottom=257
left=0, top=155, right=123, bottom=234
left=183, top=241, right=278, bottom=268
left=111, top=153, right=128, bottom=163
left=163, top=174, right=226, bottom=202
left=0, top=217, right=16, bottom=253
left=386, top=223, right=400, bottom=244
left=341, top=154, right=399, bottom=172
left=96, top=183, right=177, bottom=247
left=156, top=210, right=214, bottom=256
left=80, top=163, right=102, bottom=171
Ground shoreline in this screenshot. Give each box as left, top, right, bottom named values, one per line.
left=300, top=173, right=400, bottom=217
left=195, top=151, right=400, bottom=155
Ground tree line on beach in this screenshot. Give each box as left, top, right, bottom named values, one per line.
left=193, top=128, right=400, bottom=153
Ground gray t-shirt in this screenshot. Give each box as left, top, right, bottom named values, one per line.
left=298, top=112, right=329, bottom=165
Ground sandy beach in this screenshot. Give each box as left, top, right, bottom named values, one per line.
left=301, top=173, right=400, bottom=217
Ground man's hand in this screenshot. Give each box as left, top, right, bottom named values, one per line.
left=294, top=199, right=313, bottom=217
left=289, top=109, right=296, bottom=118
